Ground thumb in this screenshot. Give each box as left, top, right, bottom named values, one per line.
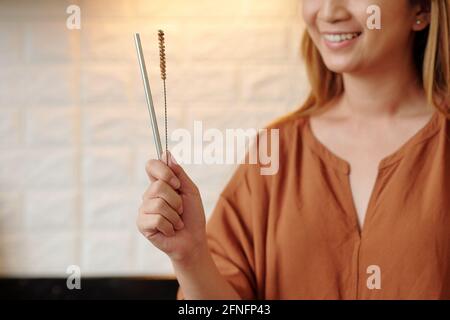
left=166, top=151, right=199, bottom=195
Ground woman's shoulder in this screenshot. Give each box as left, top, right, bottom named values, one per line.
left=265, top=110, right=315, bottom=151
left=265, top=110, right=309, bottom=132
left=262, top=110, right=311, bottom=152
left=219, top=111, right=310, bottom=198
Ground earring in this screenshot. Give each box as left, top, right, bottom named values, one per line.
left=416, top=19, right=421, bottom=24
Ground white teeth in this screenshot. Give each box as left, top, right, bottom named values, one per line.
left=323, top=33, right=360, bottom=43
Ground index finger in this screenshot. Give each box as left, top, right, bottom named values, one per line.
left=145, top=158, right=181, bottom=189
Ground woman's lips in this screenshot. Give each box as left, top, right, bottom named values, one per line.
left=322, top=32, right=362, bottom=50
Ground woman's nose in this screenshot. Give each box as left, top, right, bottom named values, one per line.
left=317, top=0, right=352, bottom=24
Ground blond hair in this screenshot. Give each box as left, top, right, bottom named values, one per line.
left=273, top=0, right=450, bottom=125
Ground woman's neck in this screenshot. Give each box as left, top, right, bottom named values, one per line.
left=339, top=54, right=428, bottom=119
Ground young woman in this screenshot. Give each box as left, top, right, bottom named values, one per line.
left=137, top=0, right=450, bottom=299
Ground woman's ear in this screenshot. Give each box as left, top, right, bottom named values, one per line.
left=412, top=6, right=431, bottom=31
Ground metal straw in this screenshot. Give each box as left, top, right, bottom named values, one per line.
left=134, top=33, right=163, bottom=160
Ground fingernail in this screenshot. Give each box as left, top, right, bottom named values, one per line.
left=177, top=220, right=184, bottom=230
left=179, top=204, right=184, bottom=214
left=170, top=177, right=180, bottom=189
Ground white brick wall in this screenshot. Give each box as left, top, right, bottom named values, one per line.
left=0, top=0, right=307, bottom=277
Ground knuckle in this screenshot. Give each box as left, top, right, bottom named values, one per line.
left=155, top=214, right=165, bottom=226
left=147, top=198, right=158, bottom=212
left=161, top=170, right=173, bottom=182
left=155, top=197, right=165, bottom=210
left=175, top=195, right=183, bottom=208
left=151, top=180, right=164, bottom=194
left=141, top=199, right=152, bottom=212
left=165, top=172, right=173, bottom=182
left=145, top=159, right=157, bottom=173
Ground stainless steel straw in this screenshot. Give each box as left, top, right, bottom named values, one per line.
left=134, top=33, right=163, bottom=160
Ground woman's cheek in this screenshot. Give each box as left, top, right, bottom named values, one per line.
left=301, top=0, right=319, bottom=26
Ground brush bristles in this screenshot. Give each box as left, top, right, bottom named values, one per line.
left=158, top=30, right=166, bottom=80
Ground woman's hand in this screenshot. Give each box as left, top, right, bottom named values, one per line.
left=137, top=151, right=207, bottom=263
left=138, top=151, right=242, bottom=299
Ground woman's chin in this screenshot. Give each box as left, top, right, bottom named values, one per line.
left=323, top=60, right=360, bottom=75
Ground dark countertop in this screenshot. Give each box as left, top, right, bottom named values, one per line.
left=0, top=277, right=179, bottom=300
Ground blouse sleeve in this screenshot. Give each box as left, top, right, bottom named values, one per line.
left=176, top=162, right=263, bottom=300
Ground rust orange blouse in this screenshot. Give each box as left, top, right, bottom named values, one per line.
left=177, top=110, right=450, bottom=300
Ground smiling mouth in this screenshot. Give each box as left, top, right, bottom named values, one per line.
left=323, top=32, right=362, bottom=43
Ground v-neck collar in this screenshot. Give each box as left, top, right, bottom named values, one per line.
left=303, top=110, right=443, bottom=175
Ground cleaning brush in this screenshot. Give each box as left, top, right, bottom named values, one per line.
left=158, top=30, right=168, bottom=165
